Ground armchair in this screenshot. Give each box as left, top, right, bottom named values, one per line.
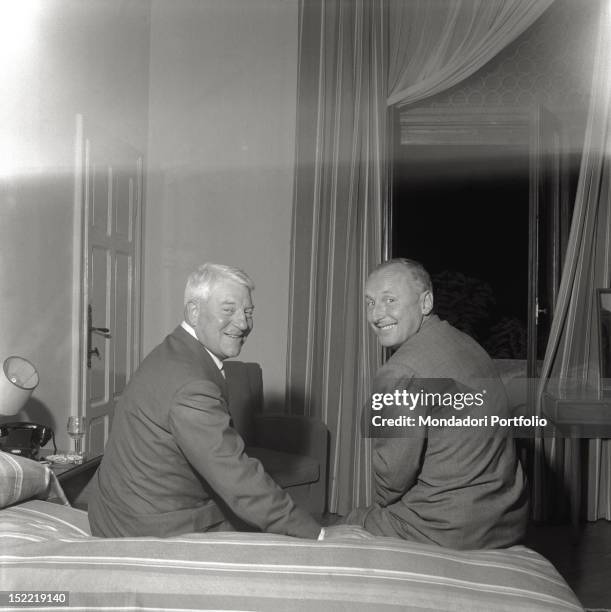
left=223, top=361, right=329, bottom=517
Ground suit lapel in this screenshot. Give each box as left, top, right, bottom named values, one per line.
left=213, top=362, right=228, bottom=400
left=171, top=326, right=229, bottom=402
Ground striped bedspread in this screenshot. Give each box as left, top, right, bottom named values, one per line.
left=0, top=501, right=583, bottom=611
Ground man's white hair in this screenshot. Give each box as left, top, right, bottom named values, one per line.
left=372, top=258, right=432, bottom=293
left=184, top=263, right=255, bottom=306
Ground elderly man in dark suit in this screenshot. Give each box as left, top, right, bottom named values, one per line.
left=344, top=259, right=528, bottom=549
left=88, top=263, right=320, bottom=539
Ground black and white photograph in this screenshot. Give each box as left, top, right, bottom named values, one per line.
left=1, top=0, right=610, bottom=610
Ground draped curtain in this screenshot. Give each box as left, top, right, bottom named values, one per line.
left=535, top=0, right=611, bottom=521
left=387, top=0, right=553, bottom=106
left=288, top=0, right=386, bottom=515
left=289, top=0, right=554, bottom=515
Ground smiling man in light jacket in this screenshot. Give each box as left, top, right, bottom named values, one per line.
left=342, top=258, right=528, bottom=550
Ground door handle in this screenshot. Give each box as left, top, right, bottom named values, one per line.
left=535, top=299, right=547, bottom=324
left=91, top=326, right=111, bottom=337
left=87, top=305, right=112, bottom=368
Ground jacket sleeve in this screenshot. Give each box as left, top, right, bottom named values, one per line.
left=168, top=378, right=320, bottom=539
left=371, top=371, right=460, bottom=507
left=370, top=366, right=426, bottom=507
left=374, top=440, right=426, bottom=506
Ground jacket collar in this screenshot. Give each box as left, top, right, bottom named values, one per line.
left=172, top=325, right=228, bottom=399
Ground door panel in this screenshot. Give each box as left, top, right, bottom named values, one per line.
left=89, top=246, right=110, bottom=405
left=114, top=170, right=133, bottom=240
left=92, top=164, right=109, bottom=234
left=88, top=415, right=108, bottom=459
left=113, top=251, right=131, bottom=397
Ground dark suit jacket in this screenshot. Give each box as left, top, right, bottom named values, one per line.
left=88, top=326, right=319, bottom=539
left=352, top=315, right=528, bottom=549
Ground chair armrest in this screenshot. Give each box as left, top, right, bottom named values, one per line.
left=254, top=414, right=328, bottom=463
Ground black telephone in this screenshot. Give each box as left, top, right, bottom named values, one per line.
left=0, top=422, right=56, bottom=460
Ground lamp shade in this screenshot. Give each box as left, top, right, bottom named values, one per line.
left=0, top=356, right=39, bottom=416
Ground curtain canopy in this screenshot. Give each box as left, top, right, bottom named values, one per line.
left=387, top=0, right=553, bottom=107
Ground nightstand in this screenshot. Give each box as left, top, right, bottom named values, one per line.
left=542, top=390, right=611, bottom=529
left=48, top=455, right=102, bottom=510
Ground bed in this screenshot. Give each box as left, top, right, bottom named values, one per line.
left=0, top=454, right=584, bottom=611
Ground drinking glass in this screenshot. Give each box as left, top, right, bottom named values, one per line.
left=67, top=416, right=86, bottom=462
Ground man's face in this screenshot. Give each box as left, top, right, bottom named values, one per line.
left=365, top=265, right=432, bottom=349
left=188, top=279, right=254, bottom=360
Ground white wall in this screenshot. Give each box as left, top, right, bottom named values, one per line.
left=145, top=0, right=299, bottom=408
left=0, top=0, right=150, bottom=450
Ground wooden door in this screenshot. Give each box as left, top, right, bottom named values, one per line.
left=79, top=120, right=143, bottom=456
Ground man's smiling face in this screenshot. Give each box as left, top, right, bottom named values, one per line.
left=188, top=278, right=254, bottom=360
left=365, top=264, right=432, bottom=349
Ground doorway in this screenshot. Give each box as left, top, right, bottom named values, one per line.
left=393, top=143, right=530, bottom=359
left=72, top=115, right=144, bottom=457
left=389, top=106, right=576, bottom=375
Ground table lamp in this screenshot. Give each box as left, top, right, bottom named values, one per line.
left=0, top=356, right=39, bottom=416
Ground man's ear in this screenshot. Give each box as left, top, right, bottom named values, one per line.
left=421, top=291, right=434, bottom=316
left=184, top=300, right=199, bottom=326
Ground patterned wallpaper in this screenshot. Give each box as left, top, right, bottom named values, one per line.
left=416, top=0, right=602, bottom=147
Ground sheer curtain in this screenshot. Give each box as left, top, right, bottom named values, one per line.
left=288, top=0, right=386, bottom=515
left=289, top=0, right=554, bottom=514
left=535, top=0, right=611, bottom=521
left=387, top=0, right=553, bottom=106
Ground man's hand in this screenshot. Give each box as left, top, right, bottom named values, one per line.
left=319, top=525, right=376, bottom=541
